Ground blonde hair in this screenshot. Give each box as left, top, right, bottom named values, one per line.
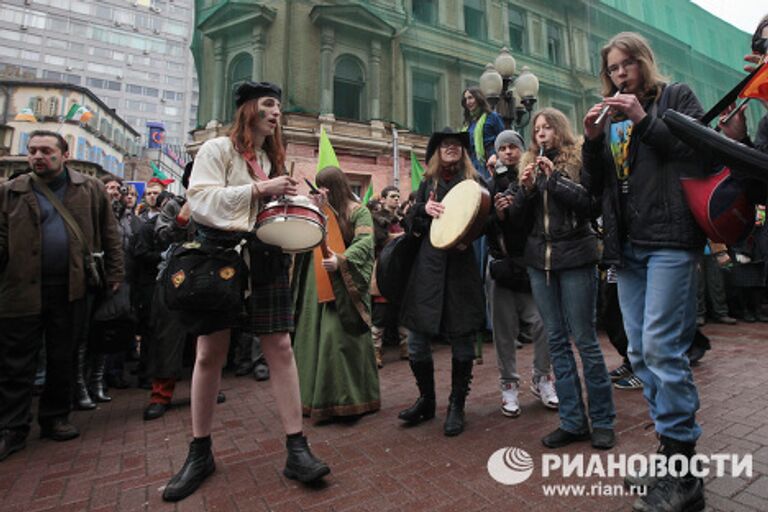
left=423, top=147, right=478, bottom=185
left=599, top=32, right=667, bottom=100
left=522, top=108, right=582, bottom=183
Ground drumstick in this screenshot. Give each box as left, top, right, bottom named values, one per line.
left=594, top=83, right=625, bottom=126
left=304, top=178, right=339, bottom=217
left=289, top=161, right=295, bottom=177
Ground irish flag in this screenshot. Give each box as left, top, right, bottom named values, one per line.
left=65, top=103, right=93, bottom=123
left=14, top=107, right=37, bottom=122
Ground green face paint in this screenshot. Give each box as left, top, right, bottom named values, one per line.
left=50, top=156, right=57, bottom=162
left=258, top=110, right=266, bottom=119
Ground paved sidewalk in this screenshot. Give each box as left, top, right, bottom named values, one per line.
left=0, top=322, right=766, bottom=512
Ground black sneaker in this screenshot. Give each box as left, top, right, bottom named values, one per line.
left=143, top=403, right=169, bottom=421
left=0, top=430, right=26, bottom=462
left=591, top=428, right=615, bottom=450
left=632, top=474, right=705, bottom=512
left=39, top=418, right=79, bottom=441
left=541, top=427, right=590, bottom=448
left=609, top=363, right=631, bottom=382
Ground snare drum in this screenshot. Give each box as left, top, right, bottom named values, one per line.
left=255, top=196, right=326, bottom=253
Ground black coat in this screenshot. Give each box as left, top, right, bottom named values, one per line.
left=582, top=83, right=706, bottom=265
left=400, top=174, right=486, bottom=337
left=507, top=151, right=598, bottom=272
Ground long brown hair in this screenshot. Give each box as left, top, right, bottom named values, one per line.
left=317, top=166, right=359, bottom=244
left=522, top=108, right=582, bottom=182
left=461, top=86, right=492, bottom=126
left=229, top=100, right=286, bottom=176
left=599, top=32, right=667, bottom=101
left=423, top=144, right=478, bottom=185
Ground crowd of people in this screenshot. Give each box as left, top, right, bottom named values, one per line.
left=1, top=20, right=767, bottom=512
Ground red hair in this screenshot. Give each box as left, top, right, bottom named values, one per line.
left=229, top=100, right=286, bottom=176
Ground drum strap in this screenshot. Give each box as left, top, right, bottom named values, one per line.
left=243, top=153, right=270, bottom=181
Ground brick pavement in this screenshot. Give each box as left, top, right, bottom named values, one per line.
left=0, top=322, right=766, bottom=512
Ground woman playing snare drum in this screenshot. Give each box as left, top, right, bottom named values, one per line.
left=162, top=82, right=329, bottom=503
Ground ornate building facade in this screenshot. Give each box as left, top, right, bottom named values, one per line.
left=189, top=0, right=754, bottom=196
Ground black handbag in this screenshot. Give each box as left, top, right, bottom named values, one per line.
left=164, top=241, right=247, bottom=312
left=376, top=233, right=421, bottom=303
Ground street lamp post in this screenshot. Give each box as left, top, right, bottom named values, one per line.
left=478, top=47, right=540, bottom=134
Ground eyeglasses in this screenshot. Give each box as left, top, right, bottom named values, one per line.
left=606, top=58, right=638, bottom=76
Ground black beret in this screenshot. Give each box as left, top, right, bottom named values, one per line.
left=234, top=81, right=282, bottom=108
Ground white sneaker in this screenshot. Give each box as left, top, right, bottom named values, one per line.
left=501, top=382, right=521, bottom=417
left=531, top=375, right=559, bottom=410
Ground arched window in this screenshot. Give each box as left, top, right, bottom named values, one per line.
left=228, top=52, right=253, bottom=120
left=333, top=56, right=365, bottom=121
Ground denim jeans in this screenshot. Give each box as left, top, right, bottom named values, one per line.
left=528, top=265, right=615, bottom=433
left=617, top=242, right=701, bottom=443
left=407, top=330, right=475, bottom=363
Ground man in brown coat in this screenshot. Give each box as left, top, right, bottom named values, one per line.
left=0, top=130, right=123, bottom=461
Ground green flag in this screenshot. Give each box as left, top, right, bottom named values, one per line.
left=362, top=182, right=374, bottom=205
left=410, top=152, right=425, bottom=192
left=150, top=161, right=169, bottom=180
left=316, top=127, right=340, bottom=172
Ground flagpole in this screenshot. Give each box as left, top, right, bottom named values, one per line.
left=392, top=124, right=399, bottom=189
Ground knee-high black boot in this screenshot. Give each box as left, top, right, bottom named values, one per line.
left=398, top=360, right=436, bottom=424
left=88, top=354, right=112, bottom=402
left=444, top=359, right=473, bottom=437
left=74, top=342, right=95, bottom=410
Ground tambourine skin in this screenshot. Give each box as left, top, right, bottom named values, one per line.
left=255, top=196, right=327, bottom=253
left=429, top=180, right=492, bottom=250
left=662, top=109, right=768, bottom=180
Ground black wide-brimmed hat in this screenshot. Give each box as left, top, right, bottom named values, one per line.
left=234, top=81, right=282, bottom=108
left=425, top=127, right=471, bottom=163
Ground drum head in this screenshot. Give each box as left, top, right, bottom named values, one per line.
left=430, top=180, right=482, bottom=250
left=256, top=218, right=324, bottom=253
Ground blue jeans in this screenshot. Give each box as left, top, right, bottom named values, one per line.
left=528, top=265, right=615, bottom=433
left=408, top=330, right=475, bottom=363
left=617, top=242, right=701, bottom=443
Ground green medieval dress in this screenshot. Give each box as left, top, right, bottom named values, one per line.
left=292, top=205, right=380, bottom=420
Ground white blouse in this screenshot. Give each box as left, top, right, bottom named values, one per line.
left=187, top=136, right=271, bottom=232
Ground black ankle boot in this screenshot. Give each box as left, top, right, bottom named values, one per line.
left=631, top=436, right=705, bottom=512
left=74, top=343, right=95, bottom=410
left=163, top=437, right=216, bottom=502
left=88, top=354, right=111, bottom=403
left=444, top=359, right=472, bottom=437
left=398, top=360, right=436, bottom=424
left=283, top=435, right=330, bottom=483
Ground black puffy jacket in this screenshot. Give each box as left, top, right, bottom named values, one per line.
left=581, top=83, right=706, bottom=265
left=507, top=147, right=598, bottom=272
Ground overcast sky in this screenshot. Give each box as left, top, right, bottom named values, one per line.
left=692, top=0, right=765, bottom=33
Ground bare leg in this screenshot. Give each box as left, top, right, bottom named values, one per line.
left=191, top=329, right=230, bottom=438
left=260, top=332, right=302, bottom=434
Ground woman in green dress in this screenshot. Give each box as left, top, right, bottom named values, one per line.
left=292, top=166, right=380, bottom=421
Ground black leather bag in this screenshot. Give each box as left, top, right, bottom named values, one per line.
left=164, top=241, right=247, bottom=312
left=376, top=233, right=421, bottom=303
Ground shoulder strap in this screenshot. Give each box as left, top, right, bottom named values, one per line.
left=29, top=172, right=93, bottom=254
left=654, top=82, right=681, bottom=119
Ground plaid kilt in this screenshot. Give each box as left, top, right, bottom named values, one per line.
left=242, top=267, right=294, bottom=335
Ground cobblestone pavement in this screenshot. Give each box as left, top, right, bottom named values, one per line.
left=0, top=322, right=766, bottom=512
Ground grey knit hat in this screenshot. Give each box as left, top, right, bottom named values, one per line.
left=494, top=130, right=525, bottom=153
